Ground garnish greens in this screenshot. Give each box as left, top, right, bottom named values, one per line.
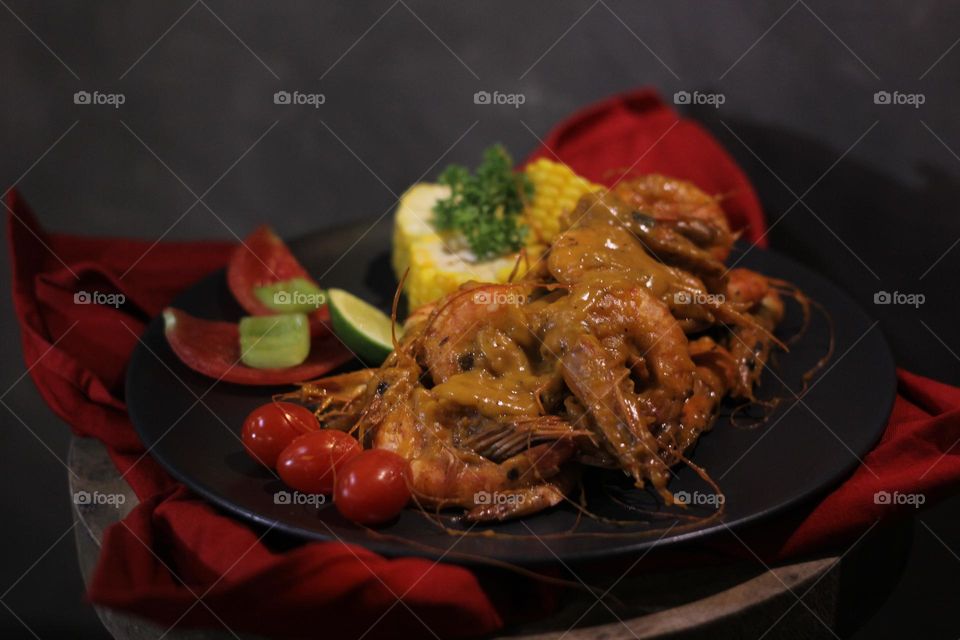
left=432, top=144, right=532, bottom=260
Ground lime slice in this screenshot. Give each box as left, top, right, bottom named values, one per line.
left=326, top=288, right=397, bottom=365
left=239, top=314, right=310, bottom=369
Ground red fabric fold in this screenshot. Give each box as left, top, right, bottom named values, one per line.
left=8, top=89, right=960, bottom=638
left=777, top=369, right=960, bottom=557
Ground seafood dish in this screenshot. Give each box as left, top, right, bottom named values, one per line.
left=164, top=147, right=820, bottom=527
left=291, top=181, right=798, bottom=522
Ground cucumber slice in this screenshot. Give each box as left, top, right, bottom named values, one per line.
left=326, top=288, right=397, bottom=365
left=239, top=314, right=310, bottom=369
left=253, top=277, right=326, bottom=313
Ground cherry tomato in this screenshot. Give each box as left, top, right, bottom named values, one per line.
left=335, top=449, right=411, bottom=525
left=277, top=430, right=361, bottom=494
left=241, top=402, right=318, bottom=468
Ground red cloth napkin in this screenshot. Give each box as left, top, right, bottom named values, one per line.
left=9, top=88, right=960, bottom=638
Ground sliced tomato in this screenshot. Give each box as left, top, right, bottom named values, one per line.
left=226, top=226, right=331, bottom=334
left=163, top=308, right=352, bottom=386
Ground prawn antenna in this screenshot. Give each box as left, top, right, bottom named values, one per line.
left=507, top=246, right=527, bottom=283
left=391, top=267, right=409, bottom=351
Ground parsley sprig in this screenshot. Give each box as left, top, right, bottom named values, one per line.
left=432, top=145, right=532, bottom=260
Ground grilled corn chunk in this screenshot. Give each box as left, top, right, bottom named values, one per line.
left=392, top=184, right=539, bottom=310
left=392, top=159, right=599, bottom=310
left=523, top=158, right=603, bottom=245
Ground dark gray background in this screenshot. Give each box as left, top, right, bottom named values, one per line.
left=2, top=1, right=959, bottom=638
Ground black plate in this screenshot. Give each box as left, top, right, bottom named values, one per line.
left=127, top=221, right=896, bottom=564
